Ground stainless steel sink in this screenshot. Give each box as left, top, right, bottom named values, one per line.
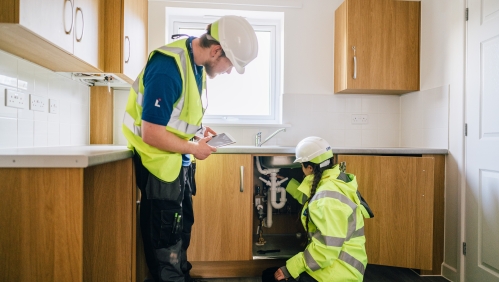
left=258, top=156, right=301, bottom=169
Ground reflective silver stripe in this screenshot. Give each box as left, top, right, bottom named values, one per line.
left=132, top=77, right=144, bottom=106
left=311, top=191, right=357, bottom=210
left=156, top=46, right=198, bottom=134
left=157, top=46, right=187, bottom=80
left=136, top=91, right=143, bottom=106
left=123, top=112, right=141, bottom=137
left=167, top=118, right=200, bottom=135
left=132, top=77, right=140, bottom=95
left=351, top=226, right=364, bottom=238
left=310, top=230, right=345, bottom=247
left=304, top=249, right=321, bottom=271
left=310, top=190, right=358, bottom=241
left=339, top=251, right=365, bottom=274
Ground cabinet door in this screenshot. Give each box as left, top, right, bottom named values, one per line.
left=334, top=0, right=420, bottom=94
left=189, top=154, right=253, bottom=261
left=19, top=0, right=74, bottom=54
left=123, top=0, right=147, bottom=81
left=73, top=0, right=101, bottom=69
left=337, top=155, right=435, bottom=270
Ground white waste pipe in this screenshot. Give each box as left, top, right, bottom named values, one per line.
left=269, top=173, right=287, bottom=209
left=272, top=187, right=287, bottom=209
left=265, top=194, right=273, bottom=228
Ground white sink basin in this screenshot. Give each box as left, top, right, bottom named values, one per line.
left=258, top=155, right=300, bottom=169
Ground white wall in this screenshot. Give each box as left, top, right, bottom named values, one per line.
left=126, top=0, right=465, bottom=280
left=142, top=0, right=405, bottom=147
left=0, top=0, right=465, bottom=280
left=0, top=50, right=90, bottom=148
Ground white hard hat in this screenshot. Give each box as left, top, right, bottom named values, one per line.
left=210, top=15, right=258, bottom=74
left=294, top=136, right=334, bottom=164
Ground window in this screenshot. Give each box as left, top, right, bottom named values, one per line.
left=166, top=9, right=283, bottom=124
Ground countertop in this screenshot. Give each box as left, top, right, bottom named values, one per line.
left=216, top=145, right=448, bottom=155
left=0, top=145, right=447, bottom=168
left=0, top=145, right=133, bottom=168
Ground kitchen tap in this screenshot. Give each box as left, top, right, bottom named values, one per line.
left=255, top=128, right=286, bottom=147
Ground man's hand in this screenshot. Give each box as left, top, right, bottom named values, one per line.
left=203, top=126, right=217, bottom=137
left=141, top=120, right=216, bottom=158
left=193, top=136, right=217, bottom=160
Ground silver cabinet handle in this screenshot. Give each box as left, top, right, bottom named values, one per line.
left=125, top=36, right=131, bottom=63
left=240, top=166, right=244, bottom=192
left=352, top=46, right=357, bottom=79
left=75, top=7, right=84, bottom=42
left=64, top=0, right=74, bottom=34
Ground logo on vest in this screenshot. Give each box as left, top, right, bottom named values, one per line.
left=155, top=98, right=161, bottom=108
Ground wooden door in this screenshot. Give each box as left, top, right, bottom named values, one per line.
left=73, top=0, right=101, bottom=70
left=0, top=168, right=84, bottom=282
left=465, top=0, right=499, bottom=280
left=123, top=0, right=148, bottom=82
left=189, top=154, right=253, bottom=261
left=337, top=155, right=436, bottom=270
left=334, top=0, right=420, bottom=94
left=18, top=0, right=74, bottom=54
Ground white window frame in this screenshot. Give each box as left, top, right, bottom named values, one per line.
left=166, top=12, right=283, bottom=125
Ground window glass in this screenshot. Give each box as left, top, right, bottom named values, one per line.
left=170, top=16, right=281, bottom=124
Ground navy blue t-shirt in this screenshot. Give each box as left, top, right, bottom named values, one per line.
left=142, top=37, right=203, bottom=166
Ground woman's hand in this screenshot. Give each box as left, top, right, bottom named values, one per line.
left=274, top=268, right=286, bottom=281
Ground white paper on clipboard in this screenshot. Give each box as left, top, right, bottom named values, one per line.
left=206, top=132, right=236, bottom=147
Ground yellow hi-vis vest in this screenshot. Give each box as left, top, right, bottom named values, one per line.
left=122, top=39, right=206, bottom=182
left=285, top=165, right=369, bottom=282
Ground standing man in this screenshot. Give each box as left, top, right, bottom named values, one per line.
left=122, top=15, right=258, bottom=282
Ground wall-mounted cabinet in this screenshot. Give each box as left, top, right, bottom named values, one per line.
left=0, top=0, right=103, bottom=72
left=103, top=0, right=148, bottom=84
left=334, top=0, right=421, bottom=94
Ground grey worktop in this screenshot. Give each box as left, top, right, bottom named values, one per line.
left=0, top=145, right=447, bottom=168
left=216, top=145, right=448, bottom=155
left=0, top=145, right=133, bottom=168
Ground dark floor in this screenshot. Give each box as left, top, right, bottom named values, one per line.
left=364, top=264, right=450, bottom=282
left=197, top=264, right=451, bottom=282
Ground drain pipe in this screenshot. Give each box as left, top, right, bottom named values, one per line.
left=255, top=157, right=288, bottom=228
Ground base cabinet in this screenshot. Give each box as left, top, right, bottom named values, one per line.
left=189, top=154, right=254, bottom=262
left=337, top=154, right=444, bottom=274
left=0, top=159, right=136, bottom=282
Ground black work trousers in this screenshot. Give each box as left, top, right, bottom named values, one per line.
left=134, top=153, right=196, bottom=282
left=262, top=267, right=318, bottom=282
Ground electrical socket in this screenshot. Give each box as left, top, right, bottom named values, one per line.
left=30, top=94, right=47, bottom=112
left=49, top=99, right=58, bottom=114
left=5, top=89, right=26, bottom=109
left=351, top=114, right=369, bottom=124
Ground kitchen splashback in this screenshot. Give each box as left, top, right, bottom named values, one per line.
left=0, top=50, right=90, bottom=148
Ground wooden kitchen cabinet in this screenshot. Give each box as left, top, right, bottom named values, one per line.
left=0, top=158, right=136, bottom=282
left=337, top=154, right=444, bottom=275
left=189, top=154, right=254, bottom=262
left=0, top=0, right=102, bottom=72
left=103, top=0, right=148, bottom=84
left=187, top=154, right=287, bottom=278
left=334, top=0, right=421, bottom=94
